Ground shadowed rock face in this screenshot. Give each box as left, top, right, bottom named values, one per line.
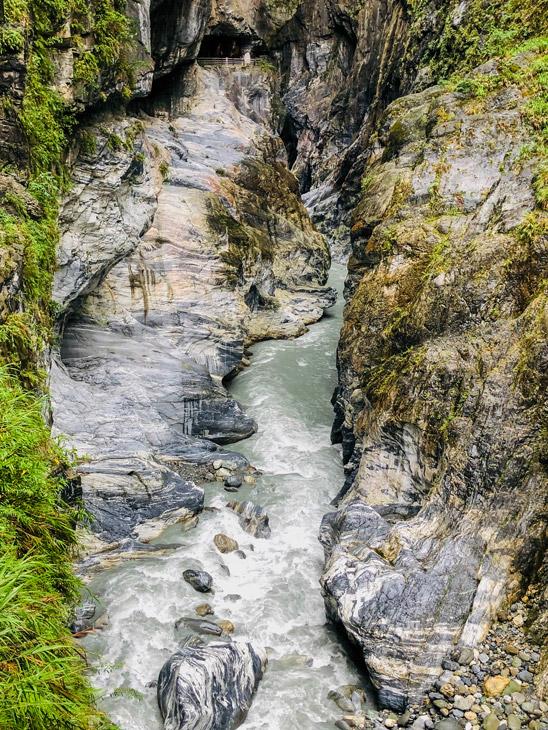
left=51, top=65, right=332, bottom=547
left=322, top=79, right=547, bottom=709
left=157, top=639, right=267, bottom=730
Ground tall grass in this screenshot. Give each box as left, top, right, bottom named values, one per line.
left=0, top=368, right=114, bottom=729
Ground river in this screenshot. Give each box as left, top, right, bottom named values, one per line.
left=80, top=263, right=372, bottom=729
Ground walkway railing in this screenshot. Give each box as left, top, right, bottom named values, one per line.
left=197, top=57, right=262, bottom=67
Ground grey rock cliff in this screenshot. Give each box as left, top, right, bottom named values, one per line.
left=51, top=64, right=332, bottom=547
left=322, top=77, right=547, bottom=710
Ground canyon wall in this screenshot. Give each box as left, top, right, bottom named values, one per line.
left=0, top=0, right=545, bottom=724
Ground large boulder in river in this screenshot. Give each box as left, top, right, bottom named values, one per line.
left=157, top=638, right=267, bottom=730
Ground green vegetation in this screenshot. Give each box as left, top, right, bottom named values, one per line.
left=207, top=193, right=274, bottom=287
left=0, top=1, right=132, bottom=727
left=0, top=369, right=117, bottom=730
left=206, top=153, right=315, bottom=288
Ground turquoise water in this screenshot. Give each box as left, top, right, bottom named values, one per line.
left=80, top=263, right=371, bottom=728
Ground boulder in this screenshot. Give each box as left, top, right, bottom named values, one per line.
left=157, top=638, right=266, bottom=729
left=183, top=570, right=213, bottom=593
left=214, top=534, right=239, bottom=554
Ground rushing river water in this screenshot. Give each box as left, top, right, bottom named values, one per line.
left=81, top=263, right=372, bottom=729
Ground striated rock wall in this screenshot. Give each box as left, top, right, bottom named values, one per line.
left=51, top=63, right=332, bottom=548
left=322, top=71, right=547, bottom=709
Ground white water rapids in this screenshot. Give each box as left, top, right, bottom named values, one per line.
left=80, top=263, right=374, bottom=729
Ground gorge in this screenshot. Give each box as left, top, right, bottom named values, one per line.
left=0, top=1, right=546, bottom=730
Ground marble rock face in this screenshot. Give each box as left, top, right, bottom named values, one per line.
left=157, top=639, right=267, bottom=730
left=322, top=80, right=547, bottom=710
left=51, top=66, right=332, bottom=548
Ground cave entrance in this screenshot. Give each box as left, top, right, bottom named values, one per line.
left=199, top=34, right=248, bottom=59
left=198, top=24, right=268, bottom=62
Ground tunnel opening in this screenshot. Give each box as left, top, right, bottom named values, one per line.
left=197, top=23, right=268, bottom=60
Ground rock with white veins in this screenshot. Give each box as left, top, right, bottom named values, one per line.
left=157, top=638, right=267, bottom=730
left=323, top=75, right=547, bottom=711
left=226, top=500, right=271, bottom=538
left=51, top=65, right=332, bottom=548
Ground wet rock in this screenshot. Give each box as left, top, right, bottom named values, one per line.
left=340, top=717, right=365, bottom=729
left=195, top=603, right=214, bottom=617
left=213, top=534, right=239, bottom=554
left=226, top=500, right=271, bottom=538
left=157, top=638, right=266, bottom=730
left=183, top=570, right=213, bottom=593
left=71, top=601, right=96, bottom=633
left=271, top=653, right=313, bottom=670
left=52, top=67, right=332, bottom=554
left=175, top=617, right=222, bottom=638
left=217, top=620, right=235, bottom=635
left=224, top=476, right=242, bottom=489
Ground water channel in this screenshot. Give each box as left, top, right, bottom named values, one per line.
left=80, top=263, right=372, bottom=729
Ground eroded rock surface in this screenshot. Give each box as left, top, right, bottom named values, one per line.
left=322, top=77, right=547, bottom=709
left=51, top=65, right=332, bottom=547
left=157, top=638, right=267, bottom=730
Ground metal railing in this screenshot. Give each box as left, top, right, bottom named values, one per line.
left=197, top=57, right=262, bottom=67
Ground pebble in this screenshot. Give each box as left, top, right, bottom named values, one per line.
left=420, top=595, right=543, bottom=730
left=175, top=617, right=222, bottom=636
left=441, top=684, right=456, bottom=698
left=412, top=717, right=433, bottom=730
left=459, top=648, right=475, bottom=666
left=454, top=696, right=475, bottom=711
left=484, top=676, right=510, bottom=697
